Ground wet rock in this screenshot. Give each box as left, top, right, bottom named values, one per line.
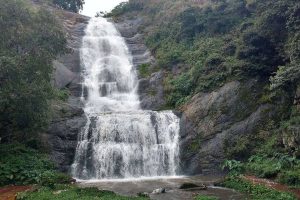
left=179, top=80, right=284, bottom=175
left=42, top=8, right=89, bottom=172
left=138, top=71, right=166, bottom=110
left=43, top=101, right=87, bottom=172
left=114, top=18, right=165, bottom=110
left=179, top=183, right=207, bottom=190
left=137, top=192, right=150, bottom=197
left=152, top=188, right=166, bottom=194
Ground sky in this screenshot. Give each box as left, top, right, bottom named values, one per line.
left=80, top=0, right=127, bottom=17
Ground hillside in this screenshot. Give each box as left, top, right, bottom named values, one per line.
left=108, top=0, right=300, bottom=183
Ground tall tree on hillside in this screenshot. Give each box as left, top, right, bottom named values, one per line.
left=53, top=0, right=85, bottom=13
left=0, top=0, right=66, bottom=143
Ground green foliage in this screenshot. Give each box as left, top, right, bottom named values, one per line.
left=122, top=0, right=300, bottom=109
left=179, top=0, right=248, bottom=38
left=39, top=171, right=73, bottom=188
left=53, top=0, right=85, bottom=13
left=223, top=153, right=300, bottom=186
left=270, top=63, right=300, bottom=90
left=245, top=155, right=282, bottom=178
left=54, top=88, right=70, bottom=102
left=0, top=144, right=72, bottom=187
left=221, top=176, right=296, bottom=200
left=105, top=1, right=143, bottom=18
left=18, top=185, right=149, bottom=200
left=195, top=195, right=219, bottom=200
left=138, top=63, right=152, bottom=78
left=221, top=160, right=244, bottom=175
left=236, top=29, right=283, bottom=77
left=166, top=73, right=193, bottom=107
left=0, top=0, right=67, bottom=143
left=278, top=168, right=300, bottom=186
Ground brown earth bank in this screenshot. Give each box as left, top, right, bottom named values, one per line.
left=0, top=186, right=33, bottom=200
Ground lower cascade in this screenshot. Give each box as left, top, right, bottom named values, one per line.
left=71, top=18, right=180, bottom=180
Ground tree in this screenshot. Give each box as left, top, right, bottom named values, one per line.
left=0, top=0, right=66, bottom=143
left=53, top=0, right=85, bottom=13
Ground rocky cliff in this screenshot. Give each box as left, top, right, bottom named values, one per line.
left=112, top=14, right=294, bottom=176
left=179, top=80, right=275, bottom=174
left=114, top=18, right=166, bottom=110
left=34, top=4, right=90, bottom=172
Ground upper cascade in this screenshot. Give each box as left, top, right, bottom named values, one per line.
left=81, top=17, right=140, bottom=113
left=72, top=18, right=180, bottom=180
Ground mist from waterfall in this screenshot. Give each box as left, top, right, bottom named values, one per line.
left=72, top=18, right=180, bottom=180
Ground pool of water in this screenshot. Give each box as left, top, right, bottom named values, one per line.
left=77, top=175, right=246, bottom=200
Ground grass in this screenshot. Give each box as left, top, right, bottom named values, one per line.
left=138, top=63, right=152, bottom=78
left=220, top=176, right=297, bottom=200
left=195, top=195, right=219, bottom=200
left=17, top=185, right=149, bottom=200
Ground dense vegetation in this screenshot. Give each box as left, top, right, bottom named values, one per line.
left=0, top=0, right=67, bottom=143
left=53, top=0, right=85, bottom=13
left=18, top=185, right=149, bottom=200
left=220, top=176, right=297, bottom=200
left=0, top=0, right=74, bottom=191
left=109, top=0, right=300, bottom=107
left=195, top=195, right=219, bottom=200
left=0, top=144, right=72, bottom=187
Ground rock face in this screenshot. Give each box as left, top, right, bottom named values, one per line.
left=282, top=84, right=300, bottom=156
left=42, top=8, right=89, bottom=172
left=115, top=18, right=166, bottom=110
left=179, top=80, right=278, bottom=175
left=43, top=100, right=86, bottom=172
left=111, top=16, right=290, bottom=176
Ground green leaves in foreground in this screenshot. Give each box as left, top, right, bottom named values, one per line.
left=0, top=144, right=71, bottom=187
left=195, top=195, right=219, bottom=200
left=221, top=176, right=296, bottom=200
left=18, top=185, right=149, bottom=200
left=222, top=153, right=300, bottom=186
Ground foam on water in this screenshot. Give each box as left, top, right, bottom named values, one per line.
left=71, top=18, right=180, bottom=180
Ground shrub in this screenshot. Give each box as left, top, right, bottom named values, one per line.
left=105, top=1, right=144, bottom=18
left=221, top=160, right=244, bottom=175
left=53, top=0, right=85, bottom=13
left=18, top=185, right=149, bottom=200
left=166, top=73, right=193, bottom=107
left=221, top=176, right=296, bottom=200
left=40, top=171, right=73, bottom=188
left=195, top=195, right=219, bottom=200
left=138, top=63, right=151, bottom=78
left=0, top=144, right=71, bottom=187
left=278, top=168, right=300, bottom=186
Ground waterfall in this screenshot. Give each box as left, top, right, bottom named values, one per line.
left=72, top=18, right=180, bottom=180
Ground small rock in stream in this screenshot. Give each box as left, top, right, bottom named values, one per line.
left=137, top=192, right=150, bottom=197
left=152, top=188, right=166, bottom=194
left=179, top=183, right=207, bottom=190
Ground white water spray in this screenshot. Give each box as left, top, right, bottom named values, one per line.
left=72, top=18, right=180, bottom=180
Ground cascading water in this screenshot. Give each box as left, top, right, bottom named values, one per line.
left=71, top=18, right=180, bottom=180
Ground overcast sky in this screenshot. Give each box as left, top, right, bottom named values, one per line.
left=80, top=0, right=127, bottom=17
